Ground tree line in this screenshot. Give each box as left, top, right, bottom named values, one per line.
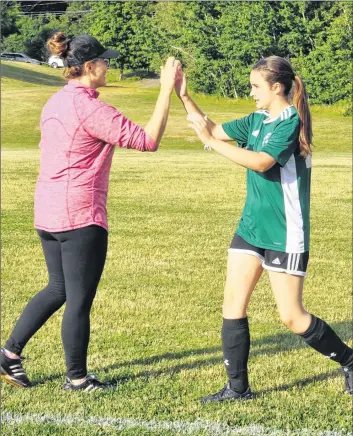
left=1, top=1, right=352, bottom=106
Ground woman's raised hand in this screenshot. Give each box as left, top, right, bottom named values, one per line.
left=160, top=57, right=182, bottom=94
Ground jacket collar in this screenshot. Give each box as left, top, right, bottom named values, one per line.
left=66, top=80, right=100, bottom=98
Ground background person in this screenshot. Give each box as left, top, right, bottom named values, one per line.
left=0, top=32, right=180, bottom=392
left=175, top=56, right=353, bottom=402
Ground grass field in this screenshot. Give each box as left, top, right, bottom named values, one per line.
left=1, top=62, right=352, bottom=435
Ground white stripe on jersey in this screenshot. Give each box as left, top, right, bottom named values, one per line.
left=263, top=106, right=293, bottom=124
left=280, top=155, right=305, bottom=253
left=282, top=108, right=291, bottom=121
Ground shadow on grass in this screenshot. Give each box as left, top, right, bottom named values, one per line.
left=31, top=320, right=352, bottom=389
left=1, top=63, right=65, bottom=86
left=255, top=370, right=340, bottom=396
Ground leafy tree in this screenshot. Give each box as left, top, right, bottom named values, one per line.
left=150, top=2, right=222, bottom=93
left=0, top=1, right=351, bottom=106
left=293, top=3, right=352, bottom=105
left=69, top=1, right=156, bottom=79
left=0, top=1, right=21, bottom=45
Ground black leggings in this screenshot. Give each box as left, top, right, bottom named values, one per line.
left=5, top=225, right=107, bottom=379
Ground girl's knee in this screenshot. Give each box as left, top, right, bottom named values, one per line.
left=279, top=311, right=311, bottom=333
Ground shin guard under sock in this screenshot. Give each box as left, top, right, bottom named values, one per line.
left=299, top=315, right=353, bottom=368
left=221, top=317, right=250, bottom=393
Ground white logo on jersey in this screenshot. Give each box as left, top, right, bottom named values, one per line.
left=252, top=130, right=260, bottom=137
left=272, top=257, right=281, bottom=265
left=262, top=133, right=272, bottom=146
left=224, top=359, right=229, bottom=366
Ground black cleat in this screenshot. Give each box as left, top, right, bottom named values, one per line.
left=0, top=347, right=31, bottom=388
left=342, top=366, right=353, bottom=395
left=63, top=374, right=111, bottom=392
left=200, top=382, right=253, bottom=403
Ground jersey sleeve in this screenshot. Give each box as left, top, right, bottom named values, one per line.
left=82, top=102, right=158, bottom=152
left=222, top=114, right=253, bottom=147
left=261, top=117, right=300, bottom=167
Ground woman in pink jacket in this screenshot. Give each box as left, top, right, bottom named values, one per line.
left=1, top=32, right=180, bottom=392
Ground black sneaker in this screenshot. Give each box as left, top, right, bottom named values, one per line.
left=63, top=374, right=111, bottom=392
left=0, top=347, right=31, bottom=388
left=200, top=382, right=253, bottom=403
left=342, top=366, right=353, bottom=395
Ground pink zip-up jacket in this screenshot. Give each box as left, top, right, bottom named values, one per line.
left=34, top=80, right=157, bottom=232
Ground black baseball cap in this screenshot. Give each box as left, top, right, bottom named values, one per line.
left=65, top=35, right=119, bottom=67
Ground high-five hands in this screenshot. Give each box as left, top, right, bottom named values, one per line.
left=160, top=57, right=182, bottom=94
left=174, top=65, right=215, bottom=146
left=174, top=68, right=188, bottom=100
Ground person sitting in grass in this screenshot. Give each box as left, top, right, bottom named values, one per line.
left=175, top=56, right=353, bottom=402
left=0, top=32, right=180, bottom=392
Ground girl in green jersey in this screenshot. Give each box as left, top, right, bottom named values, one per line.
left=175, top=56, right=352, bottom=402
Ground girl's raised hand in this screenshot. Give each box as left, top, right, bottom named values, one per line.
left=187, top=113, right=214, bottom=144
left=175, top=69, right=188, bottom=100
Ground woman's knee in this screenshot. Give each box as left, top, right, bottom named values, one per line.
left=40, top=282, right=66, bottom=306
left=65, top=288, right=97, bottom=313
left=47, top=273, right=65, bottom=293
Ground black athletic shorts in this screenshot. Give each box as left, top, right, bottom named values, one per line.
left=229, top=234, right=309, bottom=277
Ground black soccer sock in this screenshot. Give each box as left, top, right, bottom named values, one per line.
left=299, top=315, right=353, bottom=368
left=221, top=317, right=250, bottom=393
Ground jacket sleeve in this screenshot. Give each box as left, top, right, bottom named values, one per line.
left=82, top=102, right=158, bottom=152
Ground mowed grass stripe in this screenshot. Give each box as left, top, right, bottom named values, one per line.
left=1, top=412, right=349, bottom=436
left=1, top=149, right=352, bottom=434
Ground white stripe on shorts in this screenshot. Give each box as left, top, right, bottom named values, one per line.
left=262, top=264, right=306, bottom=277
left=228, top=248, right=265, bottom=262
left=295, top=253, right=300, bottom=271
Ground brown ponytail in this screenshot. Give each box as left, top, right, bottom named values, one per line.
left=292, top=76, right=313, bottom=157
left=252, top=56, right=313, bottom=157
left=47, top=31, right=69, bottom=57
left=47, top=31, right=84, bottom=79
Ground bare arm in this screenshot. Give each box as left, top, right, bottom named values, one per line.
left=204, top=137, right=276, bottom=172
left=175, top=70, right=232, bottom=141
left=144, top=57, right=181, bottom=146
left=188, top=113, right=276, bottom=172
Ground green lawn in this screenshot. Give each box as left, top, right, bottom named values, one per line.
left=1, top=62, right=352, bottom=435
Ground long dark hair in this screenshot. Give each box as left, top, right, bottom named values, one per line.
left=252, top=56, right=313, bottom=157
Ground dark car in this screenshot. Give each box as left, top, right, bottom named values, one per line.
left=0, top=52, right=41, bottom=65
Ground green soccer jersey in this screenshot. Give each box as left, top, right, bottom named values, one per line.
left=222, top=106, right=311, bottom=253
